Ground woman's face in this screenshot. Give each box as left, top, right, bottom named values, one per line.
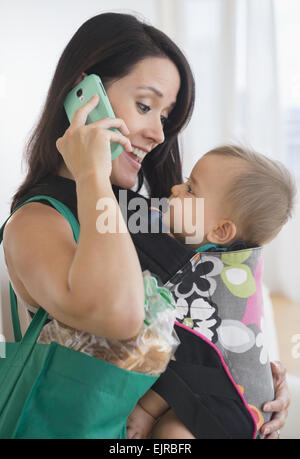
left=106, top=56, right=181, bottom=189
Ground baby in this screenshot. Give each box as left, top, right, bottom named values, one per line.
left=127, top=143, right=296, bottom=439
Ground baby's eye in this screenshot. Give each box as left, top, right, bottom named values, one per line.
left=186, top=181, right=193, bottom=194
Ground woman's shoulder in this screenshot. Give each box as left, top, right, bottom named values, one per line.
left=3, top=174, right=78, bottom=279
left=3, top=199, right=77, bottom=311
left=5, top=200, right=64, bottom=230
left=11, top=173, right=78, bottom=219
left=3, top=199, right=75, bottom=263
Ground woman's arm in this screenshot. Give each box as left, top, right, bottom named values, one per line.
left=3, top=95, right=145, bottom=340
left=68, top=170, right=145, bottom=337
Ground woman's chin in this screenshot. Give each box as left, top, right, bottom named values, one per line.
left=110, top=154, right=140, bottom=190
left=110, top=171, right=137, bottom=190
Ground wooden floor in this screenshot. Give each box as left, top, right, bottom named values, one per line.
left=271, top=294, right=300, bottom=378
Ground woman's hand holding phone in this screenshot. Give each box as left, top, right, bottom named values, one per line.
left=56, top=94, right=132, bottom=183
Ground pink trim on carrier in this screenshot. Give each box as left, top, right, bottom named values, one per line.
left=175, top=321, right=258, bottom=439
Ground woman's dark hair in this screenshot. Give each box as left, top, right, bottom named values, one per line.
left=11, top=12, right=195, bottom=211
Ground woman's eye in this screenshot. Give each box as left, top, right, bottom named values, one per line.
left=137, top=103, right=168, bottom=127
left=137, top=102, right=150, bottom=113
left=160, top=115, right=168, bottom=126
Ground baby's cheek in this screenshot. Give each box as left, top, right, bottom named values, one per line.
left=167, top=197, right=198, bottom=237
left=203, top=206, right=220, bottom=234
left=184, top=198, right=204, bottom=235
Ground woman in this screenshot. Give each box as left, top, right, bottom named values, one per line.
left=3, top=13, right=288, bottom=438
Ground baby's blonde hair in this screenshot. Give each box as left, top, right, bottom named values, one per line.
left=204, top=144, right=297, bottom=246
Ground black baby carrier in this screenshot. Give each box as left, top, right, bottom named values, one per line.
left=121, top=187, right=274, bottom=439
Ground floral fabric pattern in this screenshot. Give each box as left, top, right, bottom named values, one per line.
left=165, top=247, right=274, bottom=433
left=175, top=296, right=221, bottom=343
left=174, top=254, right=224, bottom=298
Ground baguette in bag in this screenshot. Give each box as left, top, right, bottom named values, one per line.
left=38, top=271, right=180, bottom=375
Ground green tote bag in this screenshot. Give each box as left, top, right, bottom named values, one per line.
left=0, top=195, right=158, bottom=439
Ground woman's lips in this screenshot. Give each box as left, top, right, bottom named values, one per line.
left=122, top=149, right=142, bottom=171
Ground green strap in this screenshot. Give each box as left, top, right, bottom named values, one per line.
left=195, top=243, right=227, bottom=252
left=9, top=284, right=22, bottom=342
left=0, top=195, right=80, bottom=343
left=0, top=306, right=50, bottom=422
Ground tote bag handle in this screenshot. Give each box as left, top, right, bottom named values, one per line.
left=0, top=196, right=80, bottom=343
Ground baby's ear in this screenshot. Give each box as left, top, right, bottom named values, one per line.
left=206, top=220, right=237, bottom=245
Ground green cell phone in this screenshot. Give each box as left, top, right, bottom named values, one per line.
left=64, top=74, right=123, bottom=160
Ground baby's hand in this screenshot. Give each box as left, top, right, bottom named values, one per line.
left=127, top=403, right=156, bottom=439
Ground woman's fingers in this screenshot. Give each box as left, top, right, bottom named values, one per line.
left=263, top=397, right=285, bottom=413
left=96, top=128, right=132, bottom=153
left=261, top=410, right=285, bottom=437
left=56, top=92, right=133, bottom=180
left=270, top=361, right=287, bottom=385
left=264, top=361, right=289, bottom=412
left=261, top=360, right=290, bottom=439
left=92, top=117, right=130, bottom=136
left=264, top=431, right=281, bottom=439
left=70, top=94, right=130, bottom=136
left=70, top=94, right=100, bottom=128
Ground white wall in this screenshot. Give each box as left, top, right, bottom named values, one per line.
left=0, top=0, right=159, bottom=222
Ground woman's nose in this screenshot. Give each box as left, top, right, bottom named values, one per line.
left=146, top=117, right=165, bottom=145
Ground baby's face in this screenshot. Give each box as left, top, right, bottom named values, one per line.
left=165, top=154, right=242, bottom=247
